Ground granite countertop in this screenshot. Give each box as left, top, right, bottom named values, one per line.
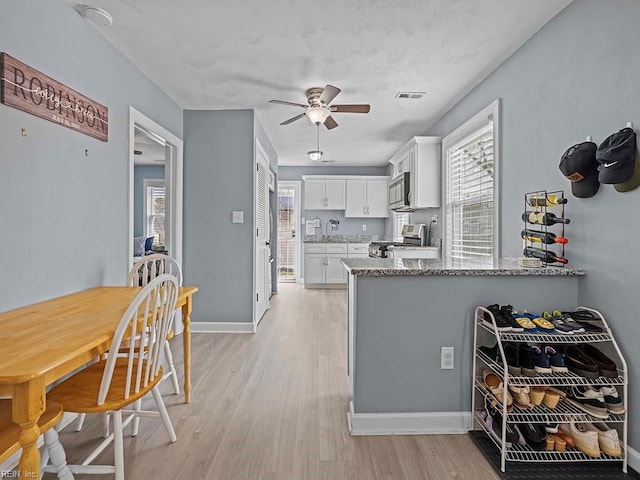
left=388, top=245, right=440, bottom=250
left=303, top=235, right=391, bottom=243
left=341, top=257, right=586, bottom=277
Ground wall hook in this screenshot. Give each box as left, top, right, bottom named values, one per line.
left=586, top=135, right=592, bottom=142
left=626, top=122, right=633, bottom=129
left=85, top=149, right=89, bottom=156
left=21, top=128, right=27, bottom=137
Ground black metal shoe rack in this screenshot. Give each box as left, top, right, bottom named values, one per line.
left=522, top=189, right=566, bottom=266
left=471, top=306, right=629, bottom=474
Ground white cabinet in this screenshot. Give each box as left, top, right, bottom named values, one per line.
left=303, top=243, right=354, bottom=286
left=326, top=256, right=348, bottom=283
left=389, top=137, right=441, bottom=209
left=345, top=178, right=389, bottom=218
left=304, top=254, right=326, bottom=283
left=347, top=243, right=369, bottom=257
left=303, top=178, right=345, bottom=210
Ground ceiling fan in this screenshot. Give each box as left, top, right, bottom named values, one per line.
left=270, top=85, right=370, bottom=130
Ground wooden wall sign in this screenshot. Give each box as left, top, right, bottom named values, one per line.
left=0, top=53, right=109, bottom=142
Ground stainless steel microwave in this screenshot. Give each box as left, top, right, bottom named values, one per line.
left=389, top=172, right=414, bottom=212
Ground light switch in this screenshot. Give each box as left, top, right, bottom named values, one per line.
left=232, top=211, right=244, bottom=223
left=441, top=347, right=454, bottom=370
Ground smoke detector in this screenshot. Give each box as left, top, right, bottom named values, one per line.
left=395, top=91, right=426, bottom=100
left=79, top=5, right=113, bottom=26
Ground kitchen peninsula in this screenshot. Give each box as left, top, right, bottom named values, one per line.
left=342, top=257, right=585, bottom=435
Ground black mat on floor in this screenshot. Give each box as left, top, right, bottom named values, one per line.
left=470, top=431, right=639, bottom=480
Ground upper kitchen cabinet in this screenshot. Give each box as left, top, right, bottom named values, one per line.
left=302, top=177, right=346, bottom=210
left=345, top=177, right=389, bottom=218
left=389, top=136, right=442, bottom=209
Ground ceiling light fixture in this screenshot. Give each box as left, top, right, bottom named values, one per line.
left=307, top=124, right=323, bottom=162
left=80, top=6, right=113, bottom=26
left=306, top=106, right=330, bottom=125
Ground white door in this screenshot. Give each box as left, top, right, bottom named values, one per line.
left=304, top=255, right=325, bottom=284
left=255, top=141, right=270, bottom=325
left=277, top=181, right=300, bottom=282
left=326, top=256, right=347, bottom=283
left=366, top=179, right=390, bottom=218
left=325, top=179, right=346, bottom=209
left=304, top=179, right=325, bottom=210
left=345, top=179, right=367, bottom=217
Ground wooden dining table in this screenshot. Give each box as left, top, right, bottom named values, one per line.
left=0, top=285, right=198, bottom=479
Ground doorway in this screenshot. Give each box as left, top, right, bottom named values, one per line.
left=277, top=181, right=301, bottom=283
left=255, top=139, right=271, bottom=326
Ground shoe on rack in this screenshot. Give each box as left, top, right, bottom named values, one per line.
left=544, top=422, right=559, bottom=434
left=529, top=386, right=546, bottom=406
left=551, top=310, right=585, bottom=333
left=563, top=345, right=600, bottom=378
left=575, top=321, right=604, bottom=333
left=559, top=422, right=601, bottom=458
left=483, top=396, right=520, bottom=447
left=478, top=343, right=498, bottom=362
left=500, top=305, right=524, bottom=332
left=584, top=422, right=622, bottom=457
left=542, top=389, right=561, bottom=409
left=483, top=304, right=512, bottom=331
left=544, top=346, right=568, bottom=373
left=503, top=342, right=522, bottom=376
left=579, top=344, right=618, bottom=378
left=508, top=384, right=532, bottom=409
left=521, top=312, right=556, bottom=333
left=567, top=386, right=609, bottom=419
left=531, top=345, right=552, bottom=374
left=512, top=310, right=538, bottom=332
left=542, top=311, right=575, bottom=334
left=482, top=370, right=513, bottom=410
left=597, top=385, right=625, bottom=414
left=517, top=422, right=547, bottom=451
left=562, top=309, right=598, bottom=322
left=547, top=434, right=567, bottom=452
left=519, top=345, right=537, bottom=377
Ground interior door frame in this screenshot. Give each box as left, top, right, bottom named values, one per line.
left=276, top=180, right=301, bottom=283
left=254, top=138, right=271, bottom=327
left=127, top=106, right=184, bottom=273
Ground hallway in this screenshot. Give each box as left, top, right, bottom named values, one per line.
left=52, top=283, right=498, bottom=479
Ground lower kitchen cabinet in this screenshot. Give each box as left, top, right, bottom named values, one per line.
left=304, top=254, right=326, bottom=284
left=326, top=256, right=348, bottom=283
left=304, top=243, right=352, bottom=286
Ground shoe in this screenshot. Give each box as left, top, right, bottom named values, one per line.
left=579, top=344, right=618, bottom=378
left=503, top=342, right=521, bottom=375
left=563, top=345, right=600, bottom=378
left=517, top=422, right=547, bottom=450
left=521, top=312, right=556, bottom=333
left=513, top=315, right=538, bottom=332
left=508, top=384, right=531, bottom=409
left=567, top=386, right=609, bottom=419
left=529, top=386, right=546, bottom=406
left=544, top=422, right=559, bottom=434
left=479, top=343, right=498, bottom=362
left=542, top=389, right=561, bottom=409
left=483, top=304, right=512, bottom=331
left=584, top=422, right=622, bottom=457
left=483, top=396, right=520, bottom=447
left=559, top=422, right=601, bottom=458
left=531, top=346, right=552, bottom=374
left=554, top=431, right=576, bottom=448
left=576, top=321, right=604, bottom=333
left=548, top=434, right=567, bottom=451
left=562, top=310, right=598, bottom=322
left=545, top=346, right=568, bottom=373
left=542, top=311, right=575, bottom=334
left=551, top=310, right=585, bottom=333
left=500, top=305, right=524, bottom=332
left=518, top=345, right=537, bottom=377
left=482, top=370, right=513, bottom=410
left=598, top=385, right=625, bottom=414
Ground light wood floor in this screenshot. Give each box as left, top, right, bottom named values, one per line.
left=48, top=283, right=499, bottom=480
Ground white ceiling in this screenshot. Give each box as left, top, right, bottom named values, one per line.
left=134, top=130, right=165, bottom=166
left=74, top=0, right=571, bottom=167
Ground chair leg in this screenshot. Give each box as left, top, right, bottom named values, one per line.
left=113, top=410, right=125, bottom=480
left=102, top=412, right=110, bottom=438
left=43, top=428, right=75, bottom=480
left=151, top=386, right=177, bottom=443
left=132, top=399, right=142, bottom=437
left=164, top=339, right=180, bottom=394
left=75, top=413, right=86, bottom=432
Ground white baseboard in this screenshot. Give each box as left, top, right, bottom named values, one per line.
left=348, top=401, right=472, bottom=436
left=628, top=445, right=640, bottom=473
left=191, top=322, right=255, bottom=333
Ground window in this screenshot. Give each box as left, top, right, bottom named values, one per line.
left=443, top=100, right=499, bottom=263
left=144, top=180, right=165, bottom=246
left=393, top=211, right=410, bottom=242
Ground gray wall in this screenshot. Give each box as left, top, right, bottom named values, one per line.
left=425, top=0, right=640, bottom=449
left=133, top=165, right=165, bottom=237
left=0, top=1, right=182, bottom=311
left=183, top=110, right=256, bottom=323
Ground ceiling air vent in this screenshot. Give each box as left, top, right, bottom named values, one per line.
left=395, top=91, right=426, bottom=100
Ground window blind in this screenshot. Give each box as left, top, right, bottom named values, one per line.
left=445, top=122, right=495, bottom=261
left=393, top=211, right=410, bottom=242
left=145, top=182, right=165, bottom=246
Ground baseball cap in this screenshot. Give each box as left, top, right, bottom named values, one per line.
left=596, top=127, right=637, bottom=184
left=614, top=149, right=640, bottom=192
left=559, top=141, right=599, bottom=198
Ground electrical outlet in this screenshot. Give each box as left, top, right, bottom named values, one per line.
left=362, top=224, right=367, bottom=231
left=441, top=347, right=454, bottom=370
left=232, top=211, right=244, bottom=224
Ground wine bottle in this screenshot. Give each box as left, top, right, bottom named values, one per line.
left=522, top=211, right=571, bottom=226
left=526, top=194, right=568, bottom=207
left=521, top=229, right=569, bottom=245
left=523, top=247, right=568, bottom=264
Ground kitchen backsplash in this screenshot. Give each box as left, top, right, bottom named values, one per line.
left=304, top=210, right=387, bottom=237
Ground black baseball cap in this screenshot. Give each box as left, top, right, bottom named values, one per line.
left=559, top=141, right=599, bottom=198
left=596, top=127, right=637, bottom=184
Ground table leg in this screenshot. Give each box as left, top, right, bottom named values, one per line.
left=13, top=378, right=45, bottom=479
left=182, top=295, right=193, bottom=404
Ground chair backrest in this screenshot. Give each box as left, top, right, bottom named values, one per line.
left=98, top=274, right=179, bottom=405
left=128, top=254, right=183, bottom=287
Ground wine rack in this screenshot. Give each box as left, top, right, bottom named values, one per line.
left=522, top=189, right=567, bottom=266
left=471, top=306, right=629, bottom=473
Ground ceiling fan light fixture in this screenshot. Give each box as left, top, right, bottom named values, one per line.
left=308, top=150, right=323, bottom=162
left=306, top=106, right=330, bottom=125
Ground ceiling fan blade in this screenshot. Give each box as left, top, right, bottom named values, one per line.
left=269, top=99, right=308, bottom=109
left=280, top=113, right=307, bottom=125
left=324, top=116, right=339, bottom=130
left=319, top=85, right=341, bottom=105
left=330, top=104, right=371, bottom=113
